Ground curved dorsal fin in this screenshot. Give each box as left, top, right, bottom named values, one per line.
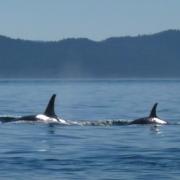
left=44, top=94, right=57, bottom=117
left=149, top=103, right=158, bottom=118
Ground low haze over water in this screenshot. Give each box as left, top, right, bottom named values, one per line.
left=0, top=79, right=180, bottom=179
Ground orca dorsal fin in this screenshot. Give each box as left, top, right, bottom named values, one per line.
left=149, top=103, right=158, bottom=118
left=44, top=94, right=57, bottom=117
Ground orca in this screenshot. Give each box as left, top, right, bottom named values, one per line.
left=129, top=103, right=168, bottom=125
left=16, top=94, right=67, bottom=124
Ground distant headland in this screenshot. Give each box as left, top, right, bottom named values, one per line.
left=0, top=30, right=180, bottom=78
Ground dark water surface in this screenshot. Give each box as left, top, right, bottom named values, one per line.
left=0, top=79, right=180, bottom=180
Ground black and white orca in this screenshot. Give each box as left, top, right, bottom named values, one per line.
left=16, top=94, right=67, bottom=123
left=130, top=103, right=168, bottom=125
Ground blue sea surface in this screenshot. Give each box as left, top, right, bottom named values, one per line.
left=0, top=79, right=180, bottom=180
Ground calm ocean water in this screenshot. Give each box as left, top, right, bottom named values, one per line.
left=0, top=79, right=180, bottom=180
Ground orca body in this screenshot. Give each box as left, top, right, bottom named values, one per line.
left=16, top=94, right=66, bottom=124
left=130, top=103, right=168, bottom=125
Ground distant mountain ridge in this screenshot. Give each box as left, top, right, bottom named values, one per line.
left=0, top=30, right=180, bottom=78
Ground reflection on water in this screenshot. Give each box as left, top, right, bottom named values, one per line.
left=150, top=125, right=162, bottom=134
left=47, top=124, right=56, bottom=134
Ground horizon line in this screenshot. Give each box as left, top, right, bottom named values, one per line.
left=0, top=29, right=180, bottom=43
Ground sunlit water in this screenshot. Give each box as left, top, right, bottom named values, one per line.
left=0, top=79, right=180, bottom=180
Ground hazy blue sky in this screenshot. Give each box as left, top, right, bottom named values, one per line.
left=0, top=0, right=179, bottom=41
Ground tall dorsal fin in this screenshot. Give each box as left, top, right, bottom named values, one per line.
left=149, top=103, right=158, bottom=118
left=44, top=94, right=57, bottom=117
